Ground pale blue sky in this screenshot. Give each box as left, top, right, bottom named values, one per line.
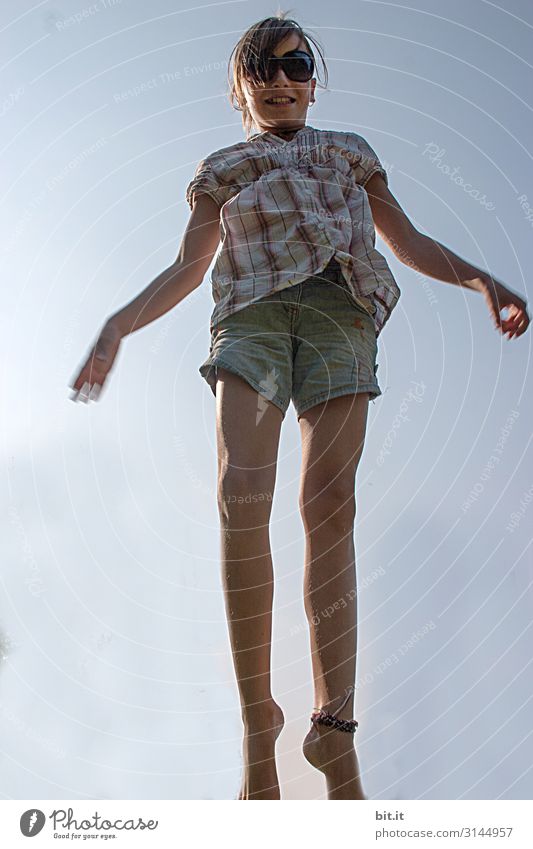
left=1, top=0, right=532, bottom=800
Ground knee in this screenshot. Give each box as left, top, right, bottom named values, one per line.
left=299, top=479, right=356, bottom=533
left=217, top=468, right=274, bottom=528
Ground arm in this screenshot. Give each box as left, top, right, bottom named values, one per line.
left=365, top=172, right=530, bottom=338
left=111, top=193, right=221, bottom=336
left=70, top=193, right=221, bottom=401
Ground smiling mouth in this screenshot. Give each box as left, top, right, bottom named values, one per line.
left=264, top=96, right=296, bottom=104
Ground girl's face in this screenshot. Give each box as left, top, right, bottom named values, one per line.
left=241, top=31, right=316, bottom=134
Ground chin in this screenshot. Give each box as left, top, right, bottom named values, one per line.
left=261, top=113, right=305, bottom=123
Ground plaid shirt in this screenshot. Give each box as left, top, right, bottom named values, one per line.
left=185, top=125, right=400, bottom=337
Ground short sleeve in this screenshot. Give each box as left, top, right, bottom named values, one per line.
left=185, top=157, right=223, bottom=210
left=351, top=135, right=388, bottom=188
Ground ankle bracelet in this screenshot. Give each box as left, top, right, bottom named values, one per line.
left=310, top=709, right=358, bottom=733
left=310, top=684, right=358, bottom=734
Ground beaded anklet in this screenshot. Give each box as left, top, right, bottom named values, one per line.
left=310, top=684, right=358, bottom=734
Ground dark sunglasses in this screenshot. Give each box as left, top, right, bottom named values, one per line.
left=253, top=50, right=315, bottom=83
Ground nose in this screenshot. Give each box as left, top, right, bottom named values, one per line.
left=269, top=63, right=291, bottom=86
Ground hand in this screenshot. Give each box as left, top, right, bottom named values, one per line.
left=69, top=319, right=123, bottom=403
left=478, top=277, right=530, bottom=339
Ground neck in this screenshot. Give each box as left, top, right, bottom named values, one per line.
left=257, top=122, right=308, bottom=138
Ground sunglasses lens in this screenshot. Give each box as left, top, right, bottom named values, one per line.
left=285, top=55, right=314, bottom=81
left=262, top=53, right=314, bottom=82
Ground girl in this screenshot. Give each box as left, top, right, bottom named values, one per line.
left=70, top=14, right=529, bottom=800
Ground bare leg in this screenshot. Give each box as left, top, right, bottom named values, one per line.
left=298, top=392, right=369, bottom=800
left=215, top=367, right=285, bottom=800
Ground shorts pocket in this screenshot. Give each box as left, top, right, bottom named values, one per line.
left=339, top=283, right=376, bottom=319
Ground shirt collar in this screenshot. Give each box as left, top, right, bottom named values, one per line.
left=248, top=124, right=314, bottom=142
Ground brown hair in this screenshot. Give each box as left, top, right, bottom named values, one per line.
left=227, top=11, right=329, bottom=140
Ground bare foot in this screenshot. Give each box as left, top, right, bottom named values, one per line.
left=302, top=717, right=367, bottom=800
left=238, top=700, right=285, bottom=800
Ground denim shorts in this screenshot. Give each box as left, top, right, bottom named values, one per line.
left=199, top=258, right=382, bottom=419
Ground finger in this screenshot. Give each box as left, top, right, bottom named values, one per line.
left=514, top=317, right=529, bottom=338
left=89, top=383, right=102, bottom=401
left=70, top=376, right=87, bottom=394
left=69, top=367, right=86, bottom=389
left=78, top=381, right=91, bottom=403
left=507, top=319, right=524, bottom=339
left=506, top=309, right=526, bottom=333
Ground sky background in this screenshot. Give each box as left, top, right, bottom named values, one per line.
left=1, top=0, right=532, bottom=801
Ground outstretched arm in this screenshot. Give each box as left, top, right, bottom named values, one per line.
left=110, top=193, right=221, bottom=337
left=365, top=172, right=530, bottom=339
left=69, top=193, right=221, bottom=401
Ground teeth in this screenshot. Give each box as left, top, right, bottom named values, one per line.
left=266, top=97, right=293, bottom=103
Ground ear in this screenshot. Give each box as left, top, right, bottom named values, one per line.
left=310, top=77, right=317, bottom=103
